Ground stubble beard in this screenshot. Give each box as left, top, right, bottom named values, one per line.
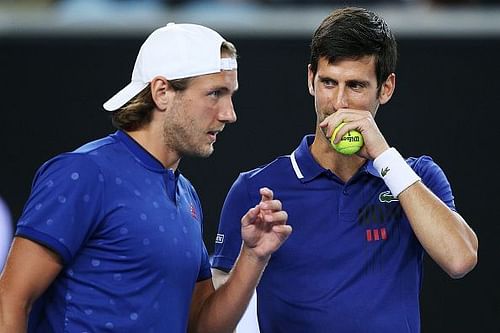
left=162, top=113, right=214, bottom=159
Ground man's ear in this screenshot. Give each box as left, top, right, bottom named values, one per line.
left=151, top=76, right=170, bottom=111
left=307, top=64, right=315, bottom=96
left=378, top=73, right=396, bottom=105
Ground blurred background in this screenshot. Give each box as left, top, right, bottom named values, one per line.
left=1, top=0, right=499, bottom=332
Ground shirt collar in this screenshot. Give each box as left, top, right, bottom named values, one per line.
left=290, top=135, right=326, bottom=182
left=113, top=130, right=172, bottom=173
left=290, top=135, right=382, bottom=183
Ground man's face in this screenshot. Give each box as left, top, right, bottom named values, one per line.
left=308, top=55, right=390, bottom=124
left=163, top=69, right=238, bottom=158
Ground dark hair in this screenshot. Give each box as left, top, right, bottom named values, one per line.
left=310, top=7, right=397, bottom=88
left=111, top=41, right=238, bottom=131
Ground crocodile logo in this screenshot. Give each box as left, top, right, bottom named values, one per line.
left=379, top=190, right=398, bottom=203
left=381, top=166, right=390, bottom=177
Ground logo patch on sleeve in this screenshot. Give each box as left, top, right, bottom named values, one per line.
left=215, top=233, right=224, bottom=244
left=189, top=203, right=198, bottom=220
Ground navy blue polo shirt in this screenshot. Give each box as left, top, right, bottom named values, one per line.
left=212, top=135, right=455, bottom=333
left=16, top=130, right=211, bottom=333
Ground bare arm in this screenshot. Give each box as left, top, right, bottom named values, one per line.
left=212, top=268, right=260, bottom=333
left=188, top=188, right=291, bottom=333
left=210, top=269, right=234, bottom=333
left=398, top=182, right=478, bottom=278
left=321, top=108, right=478, bottom=279
left=0, top=237, right=63, bottom=332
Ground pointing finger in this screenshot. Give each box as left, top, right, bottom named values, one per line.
left=259, top=187, right=274, bottom=202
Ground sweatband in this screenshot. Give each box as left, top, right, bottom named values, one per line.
left=373, top=148, right=421, bottom=198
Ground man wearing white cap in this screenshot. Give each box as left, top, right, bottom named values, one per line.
left=0, top=23, right=292, bottom=333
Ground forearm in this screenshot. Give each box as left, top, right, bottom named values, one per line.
left=399, top=182, right=478, bottom=278
left=191, top=187, right=290, bottom=333
left=0, top=237, right=63, bottom=333
left=194, top=246, right=267, bottom=333
left=373, top=148, right=478, bottom=278
left=0, top=295, right=29, bottom=333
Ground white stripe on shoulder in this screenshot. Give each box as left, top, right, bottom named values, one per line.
left=290, top=150, right=304, bottom=179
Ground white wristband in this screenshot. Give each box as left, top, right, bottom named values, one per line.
left=373, top=148, right=421, bottom=198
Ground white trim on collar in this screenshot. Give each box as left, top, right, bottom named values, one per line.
left=290, top=150, right=304, bottom=179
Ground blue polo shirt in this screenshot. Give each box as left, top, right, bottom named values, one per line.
left=212, top=135, right=455, bottom=333
left=16, top=130, right=211, bottom=333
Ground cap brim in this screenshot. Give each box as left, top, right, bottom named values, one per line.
left=103, top=81, right=147, bottom=111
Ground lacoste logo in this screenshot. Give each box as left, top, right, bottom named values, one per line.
left=378, top=191, right=398, bottom=203
left=381, top=166, right=390, bottom=177
left=215, top=234, right=224, bottom=244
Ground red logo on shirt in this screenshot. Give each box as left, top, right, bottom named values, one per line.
left=366, top=228, right=387, bottom=242
left=190, top=204, right=198, bottom=220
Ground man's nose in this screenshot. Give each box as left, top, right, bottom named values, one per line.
left=219, top=98, right=237, bottom=123
left=334, top=87, right=349, bottom=110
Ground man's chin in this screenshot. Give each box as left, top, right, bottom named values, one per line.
left=183, top=146, right=214, bottom=159
left=199, top=150, right=214, bottom=158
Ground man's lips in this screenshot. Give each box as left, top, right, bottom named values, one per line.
left=207, top=129, right=223, bottom=141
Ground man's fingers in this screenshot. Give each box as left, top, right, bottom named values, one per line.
left=243, top=205, right=288, bottom=226
left=241, top=205, right=260, bottom=226
left=259, top=187, right=273, bottom=202
left=261, top=210, right=288, bottom=223
left=272, top=224, right=293, bottom=239
left=259, top=199, right=282, bottom=212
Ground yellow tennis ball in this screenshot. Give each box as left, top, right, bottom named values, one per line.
left=330, top=122, right=364, bottom=155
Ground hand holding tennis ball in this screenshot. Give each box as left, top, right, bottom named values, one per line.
left=330, top=122, right=364, bottom=155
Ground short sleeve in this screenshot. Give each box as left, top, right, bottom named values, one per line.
left=212, top=174, right=253, bottom=272
left=413, top=156, right=456, bottom=211
left=16, top=153, right=104, bottom=264
left=198, top=242, right=212, bottom=281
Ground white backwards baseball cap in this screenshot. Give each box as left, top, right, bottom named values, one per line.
left=103, top=22, right=237, bottom=111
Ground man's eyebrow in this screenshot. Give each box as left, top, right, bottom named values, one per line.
left=317, top=75, right=335, bottom=81
left=347, top=79, right=371, bottom=85
left=317, top=75, right=371, bottom=86
left=211, top=86, right=239, bottom=94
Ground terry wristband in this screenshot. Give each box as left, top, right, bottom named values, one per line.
left=373, top=147, right=421, bottom=198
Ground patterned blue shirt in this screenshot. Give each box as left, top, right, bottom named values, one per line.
left=16, top=130, right=211, bottom=333
left=212, top=135, right=455, bottom=333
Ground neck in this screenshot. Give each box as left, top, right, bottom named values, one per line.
left=126, top=125, right=181, bottom=170
left=310, top=127, right=365, bottom=183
